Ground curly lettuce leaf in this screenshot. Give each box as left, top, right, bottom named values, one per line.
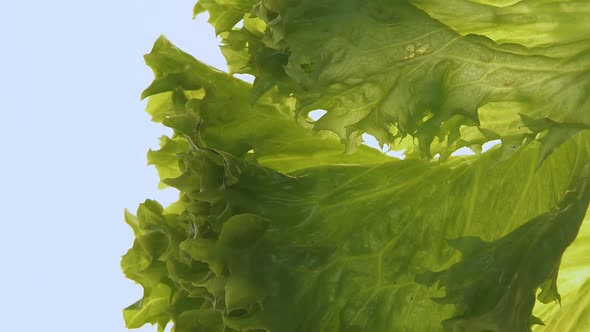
left=412, top=0, right=590, bottom=49
left=531, top=217, right=590, bottom=331
left=199, top=0, right=590, bottom=161
left=416, top=164, right=590, bottom=331
left=142, top=36, right=390, bottom=175
left=122, top=36, right=590, bottom=332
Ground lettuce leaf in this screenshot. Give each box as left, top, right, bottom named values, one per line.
left=412, top=0, right=590, bottom=49
left=122, top=1, right=590, bottom=331
left=206, top=0, right=590, bottom=159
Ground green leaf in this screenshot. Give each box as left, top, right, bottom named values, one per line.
left=125, top=45, right=590, bottom=328
left=412, top=0, right=590, bottom=49
left=417, top=164, right=590, bottom=331
left=130, top=123, right=589, bottom=331
left=139, top=36, right=391, bottom=172
left=537, top=278, right=590, bottom=331
left=124, top=2, right=590, bottom=331
left=208, top=0, right=590, bottom=158
left=147, top=136, right=189, bottom=189
left=123, top=283, right=171, bottom=329
left=175, top=309, right=224, bottom=331
left=532, top=214, right=590, bottom=331
left=193, top=0, right=258, bottom=35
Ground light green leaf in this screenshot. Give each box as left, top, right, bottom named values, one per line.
left=139, top=36, right=391, bottom=172
left=123, top=283, right=171, bottom=329
left=124, top=2, right=590, bottom=331
left=417, top=164, right=590, bottom=331
left=193, top=0, right=257, bottom=35
left=203, top=0, right=590, bottom=158
left=123, top=38, right=590, bottom=330
left=412, top=0, right=590, bottom=49
left=147, top=136, right=189, bottom=189
left=532, top=215, right=590, bottom=331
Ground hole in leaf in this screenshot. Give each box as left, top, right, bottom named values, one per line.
left=234, top=20, right=244, bottom=29
left=362, top=133, right=381, bottom=150
left=362, top=133, right=406, bottom=159
left=308, top=109, right=327, bottom=121
left=481, top=139, right=501, bottom=153
left=385, top=150, right=406, bottom=160
left=233, top=73, right=255, bottom=83
left=450, top=147, right=476, bottom=157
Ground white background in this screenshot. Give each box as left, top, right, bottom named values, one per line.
left=1, top=1, right=225, bottom=331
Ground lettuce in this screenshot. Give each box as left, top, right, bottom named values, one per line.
left=122, top=1, right=590, bottom=331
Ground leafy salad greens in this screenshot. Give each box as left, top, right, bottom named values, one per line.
left=122, top=0, right=590, bottom=331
